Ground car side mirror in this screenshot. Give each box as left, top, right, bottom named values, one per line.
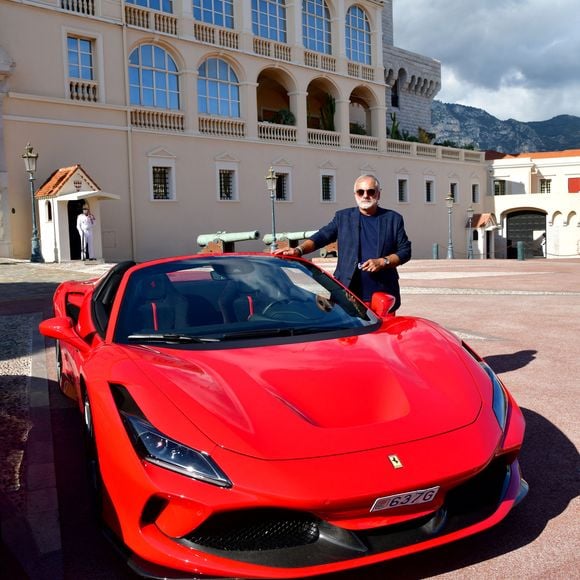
left=370, top=292, right=396, bottom=318
left=39, top=316, right=91, bottom=354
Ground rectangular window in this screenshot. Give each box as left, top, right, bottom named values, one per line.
left=219, top=169, right=235, bottom=200
left=321, top=174, right=335, bottom=202
left=449, top=182, right=458, bottom=202
left=425, top=179, right=434, bottom=203
left=471, top=183, right=480, bottom=204
left=540, top=179, right=551, bottom=194
left=68, top=36, right=94, bottom=80
left=397, top=178, right=408, bottom=203
left=276, top=172, right=289, bottom=201
left=67, top=34, right=98, bottom=102
left=152, top=166, right=172, bottom=200
left=494, top=180, right=506, bottom=196
left=193, top=0, right=234, bottom=28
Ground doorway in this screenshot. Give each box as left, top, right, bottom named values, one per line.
left=506, top=210, right=547, bottom=258
left=67, top=200, right=85, bottom=260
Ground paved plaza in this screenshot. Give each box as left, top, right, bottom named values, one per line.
left=0, top=256, right=578, bottom=579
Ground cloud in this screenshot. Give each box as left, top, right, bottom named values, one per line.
left=392, top=0, right=580, bottom=121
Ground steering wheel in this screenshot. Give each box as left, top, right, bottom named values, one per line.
left=261, top=299, right=311, bottom=321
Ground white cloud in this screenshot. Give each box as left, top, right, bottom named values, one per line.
left=392, top=0, right=580, bottom=121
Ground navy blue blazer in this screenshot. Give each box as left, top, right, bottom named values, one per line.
left=310, top=207, right=411, bottom=308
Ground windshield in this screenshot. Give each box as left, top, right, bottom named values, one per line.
left=113, top=255, right=379, bottom=347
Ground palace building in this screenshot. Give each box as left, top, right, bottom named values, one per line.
left=2, top=1, right=575, bottom=263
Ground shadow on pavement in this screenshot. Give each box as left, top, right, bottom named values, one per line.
left=485, top=350, right=537, bottom=374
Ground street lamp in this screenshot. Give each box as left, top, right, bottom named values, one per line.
left=466, top=205, right=474, bottom=259
left=21, top=143, right=44, bottom=263
left=265, top=166, right=278, bottom=253
left=445, top=194, right=454, bottom=259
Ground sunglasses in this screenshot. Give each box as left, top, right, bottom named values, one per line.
left=355, top=188, right=378, bottom=197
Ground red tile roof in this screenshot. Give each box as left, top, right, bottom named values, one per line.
left=35, top=164, right=101, bottom=198
left=35, top=165, right=79, bottom=198
left=486, top=149, right=580, bottom=160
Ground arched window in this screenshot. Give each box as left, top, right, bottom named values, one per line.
left=345, top=6, right=371, bottom=64
left=252, top=0, right=287, bottom=42
left=302, top=0, right=331, bottom=55
left=129, top=45, right=180, bottom=109
left=198, top=58, right=240, bottom=117
left=193, top=0, right=234, bottom=28
left=126, top=0, right=173, bottom=14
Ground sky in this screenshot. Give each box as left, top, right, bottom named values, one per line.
left=392, top=0, right=580, bottom=122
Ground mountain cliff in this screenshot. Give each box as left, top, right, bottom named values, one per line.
left=431, top=101, right=580, bottom=153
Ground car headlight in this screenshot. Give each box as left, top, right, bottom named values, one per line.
left=119, top=412, right=231, bottom=488
left=480, top=362, right=508, bottom=430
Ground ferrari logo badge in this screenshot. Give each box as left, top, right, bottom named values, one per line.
left=388, top=454, right=403, bottom=469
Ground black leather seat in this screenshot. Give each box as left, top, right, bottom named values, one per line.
left=134, top=274, right=188, bottom=332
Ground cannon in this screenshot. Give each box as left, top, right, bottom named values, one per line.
left=262, top=231, right=318, bottom=248
left=196, top=230, right=260, bottom=253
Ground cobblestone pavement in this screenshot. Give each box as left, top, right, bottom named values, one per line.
left=0, top=257, right=578, bottom=579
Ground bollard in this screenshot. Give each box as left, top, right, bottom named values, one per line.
left=197, top=231, right=260, bottom=253
left=432, top=243, right=439, bottom=260
left=517, top=241, right=525, bottom=261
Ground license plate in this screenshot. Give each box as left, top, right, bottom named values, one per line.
left=370, top=486, right=440, bottom=512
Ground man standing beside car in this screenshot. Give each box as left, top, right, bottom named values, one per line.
left=275, top=174, right=411, bottom=312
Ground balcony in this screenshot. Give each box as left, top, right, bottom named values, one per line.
left=61, top=0, right=95, bottom=16
left=131, top=108, right=184, bottom=132
left=350, top=134, right=378, bottom=151
left=125, top=5, right=178, bottom=36
left=347, top=62, right=375, bottom=81
left=193, top=22, right=239, bottom=50
left=308, top=129, right=340, bottom=148
left=304, top=51, right=336, bottom=73
left=416, top=144, right=438, bottom=158
left=199, top=116, right=245, bottom=138
left=258, top=122, right=297, bottom=143
left=69, top=80, right=98, bottom=103
left=253, top=38, right=292, bottom=62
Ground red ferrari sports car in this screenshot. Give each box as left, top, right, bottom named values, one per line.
left=39, top=253, right=527, bottom=579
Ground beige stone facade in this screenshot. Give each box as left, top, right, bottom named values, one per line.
left=4, top=0, right=574, bottom=264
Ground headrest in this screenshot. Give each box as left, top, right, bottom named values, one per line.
left=138, top=274, right=169, bottom=301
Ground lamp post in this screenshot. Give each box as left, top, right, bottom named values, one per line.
left=265, top=166, right=278, bottom=253
left=467, top=205, right=474, bottom=259
left=22, top=143, right=44, bottom=263
left=445, top=194, right=454, bottom=259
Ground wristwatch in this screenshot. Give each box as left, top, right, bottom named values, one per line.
left=382, top=257, right=390, bottom=267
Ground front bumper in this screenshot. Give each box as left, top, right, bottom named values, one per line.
left=106, top=455, right=527, bottom=579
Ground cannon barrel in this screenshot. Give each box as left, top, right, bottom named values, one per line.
left=197, top=230, right=260, bottom=247
left=262, top=230, right=318, bottom=245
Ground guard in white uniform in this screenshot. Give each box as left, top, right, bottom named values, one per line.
left=76, top=205, right=96, bottom=260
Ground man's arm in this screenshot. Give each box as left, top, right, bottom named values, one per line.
left=274, top=213, right=339, bottom=257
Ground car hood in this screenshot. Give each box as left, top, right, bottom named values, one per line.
left=123, top=318, right=484, bottom=460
